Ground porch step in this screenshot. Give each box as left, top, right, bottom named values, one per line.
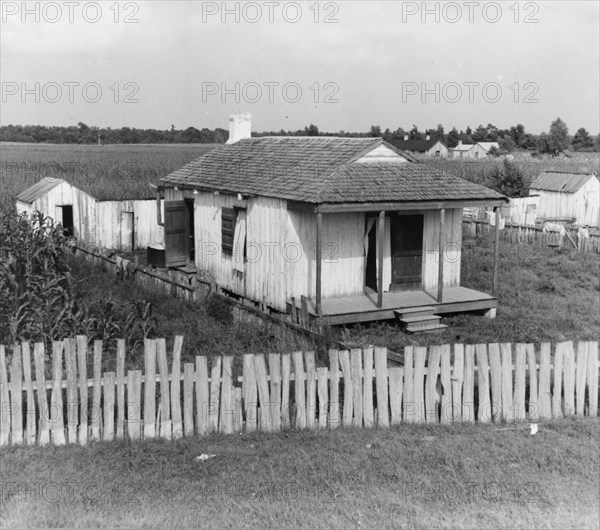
left=396, top=313, right=448, bottom=333
left=394, top=306, right=435, bottom=320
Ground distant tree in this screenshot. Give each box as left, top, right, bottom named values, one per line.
left=369, top=125, right=382, bottom=137
left=572, top=127, right=594, bottom=151
left=488, top=159, right=528, bottom=197
left=499, top=136, right=516, bottom=153
left=434, top=123, right=445, bottom=142
left=305, top=124, right=320, bottom=136
left=509, top=123, right=525, bottom=146
left=537, top=132, right=550, bottom=154
left=547, top=117, right=569, bottom=152
left=446, top=127, right=460, bottom=148
left=408, top=124, right=422, bottom=140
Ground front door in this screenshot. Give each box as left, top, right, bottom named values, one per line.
left=390, top=214, right=423, bottom=291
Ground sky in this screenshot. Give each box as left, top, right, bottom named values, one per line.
left=1, top=0, right=599, bottom=135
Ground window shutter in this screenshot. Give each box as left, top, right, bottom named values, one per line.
left=164, top=201, right=189, bottom=267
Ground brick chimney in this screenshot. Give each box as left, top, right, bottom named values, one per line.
left=425, top=134, right=431, bottom=141
left=458, top=140, right=463, bottom=147
left=226, top=113, right=252, bottom=144
left=403, top=134, right=409, bottom=141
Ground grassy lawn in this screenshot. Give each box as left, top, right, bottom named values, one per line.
left=1, top=418, right=598, bottom=529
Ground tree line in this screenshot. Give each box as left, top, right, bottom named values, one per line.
left=1, top=118, right=598, bottom=154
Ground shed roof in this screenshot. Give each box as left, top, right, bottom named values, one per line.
left=477, top=142, right=500, bottom=152
left=160, top=136, right=505, bottom=205
left=452, top=143, right=475, bottom=152
left=15, top=177, right=64, bottom=203
left=530, top=171, right=598, bottom=193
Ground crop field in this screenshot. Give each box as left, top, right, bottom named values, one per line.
left=0, top=142, right=220, bottom=211
left=420, top=151, right=600, bottom=188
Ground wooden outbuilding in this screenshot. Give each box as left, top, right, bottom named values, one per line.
left=529, top=171, right=599, bottom=227
left=391, top=137, right=449, bottom=157
left=158, top=117, right=508, bottom=329
left=15, top=177, right=164, bottom=250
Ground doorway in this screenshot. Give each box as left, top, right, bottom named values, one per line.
left=390, top=214, right=424, bottom=291
left=59, top=205, right=74, bottom=237
left=365, top=221, right=378, bottom=291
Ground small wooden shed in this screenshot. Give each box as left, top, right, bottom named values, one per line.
left=15, top=177, right=164, bottom=250
left=159, top=133, right=508, bottom=328
left=529, top=171, right=599, bottom=227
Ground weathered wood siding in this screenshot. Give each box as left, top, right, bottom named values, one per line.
left=96, top=200, right=164, bottom=249
left=16, top=181, right=97, bottom=244
left=286, top=210, right=366, bottom=302
left=532, top=178, right=599, bottom=227
left=423, top=209, right=462, bottom=290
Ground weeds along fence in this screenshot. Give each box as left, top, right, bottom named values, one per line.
left=0, top=337, right=598, bottom=447
left=463, top=219, right=600, bottom=253
left=71, top=245, right=319, bottom=334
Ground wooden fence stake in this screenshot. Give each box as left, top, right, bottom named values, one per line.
left=500, top=343, right=513, bottom=422
left=403, top=346, right=414, bottom=423
left=196, top=356, right=209, bottom=436
left=21, top=342, right=37, bottom=445
left=439, top=345, right=451, bottom=424
left=157, top=339, right=172, bottom=438
left=183, top=363, right=195, bottom=437
left=575, top=342, right=588, bottom=416
left=64, top=339, right=78, bottom=443
left=305, top=351, right=317, bottom=429
left=389, top=367, right=403, bottom=426
left=116, top=339, right=126, bottom=439
left=451, top=344, right=464, bottom=422
left=143, top=339, right=157, bottom=439
left=339, top=350, right=353, bottom=427
left=292, top=351, right=306, bottom=429
left=362, top=347, right=374, bottom=428
left=220, top=356, right=234, bottom=434
left=538, top=343, right=552, bottom=419
left=514, top=344, right=527, bottom=421
left=374, top=347, right=389, bottom=427
left=103, top=372, right=115, bottom=441
left=9, top=344, right=23, bottom=445
left=526, top=344, right=538, bottom=422
left=562, top=341, right=575, bottom=416
left=587, top=342, right=598, bottom=416
left=209, top=356, right=222, bottom=432
left=463, top=345, right=475, bottom=423
left=413, top=347, right=427, bottom=423
left=50, top=341, right=66, bottom=445
left=268, top=353, right=282, bottom=431
left=0, top=345, right=10, bottom=446
left=254, top=354, right=271, bottom=432
left=552, top=342, right=564, bottom=418
left=33, top=343, right=50, bottom=445
left=242, top=354, right=257, bottom=432
left=426, top=345, right=442, bottom=424
left=350, top=349, right=363, bottom=428
left=328, top=349, right=340, bottom=428
left=76, top=336, right=88, bottom=445
left=170, top=336, right=183, bottom=438
left=281, top=353, right=291, bottom=429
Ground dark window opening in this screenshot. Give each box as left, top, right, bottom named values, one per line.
left=221, top=207, right=237, bottom=255
left=61, top=205, right=74, bottom=237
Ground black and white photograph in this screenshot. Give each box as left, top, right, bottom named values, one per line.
left=1, top=1, right=599, bottom=528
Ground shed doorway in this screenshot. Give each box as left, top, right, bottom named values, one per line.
left=59, top=205, right=74, bottom=237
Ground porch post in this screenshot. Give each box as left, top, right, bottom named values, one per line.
left=316, top=212, right=323, bottom=317
left=437, top=208, right=445, bottom=303
left=377, top=211, right=385, bottom=308
left=492, top=207, right=501, bottom=296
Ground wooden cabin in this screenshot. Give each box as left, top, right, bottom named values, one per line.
left=15, top=177, right=164, bottom=250
left=158, top=117, right=508, bottom=330
left=450, top=141, right=498, bottom=159
left=529, top=171, right=599, bottom=227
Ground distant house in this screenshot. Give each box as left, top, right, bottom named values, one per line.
left=157, top=114, right=507, bottom=328
left=15, top=178, right=164, bottom=250
left=450, top=141, right=499, bottom=159
left=529, top=171, right=599, bottom=227
left=391, top=135, right=449, bottom=157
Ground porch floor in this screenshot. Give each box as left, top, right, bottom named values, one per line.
left=292, top=286, right=497, bottom=325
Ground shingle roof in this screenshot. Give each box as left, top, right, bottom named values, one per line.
left=316, top=163, right=505, bottom=203
left=530, top=171, right=597, bottom=193
left=159, top=136, right=505, bottom=204
left=390, top=139, right=443, bottom=152
left=15, top=177, right=64, bottom=203
left=452, top=143, right=475, bottom=152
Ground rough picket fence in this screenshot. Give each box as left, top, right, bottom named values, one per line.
left=0, top=338, right=598, bottom=447
left=463, top=219, right=600, bottom=253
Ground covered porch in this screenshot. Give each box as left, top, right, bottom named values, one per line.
left=290, top=285, right=497, bottom=325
